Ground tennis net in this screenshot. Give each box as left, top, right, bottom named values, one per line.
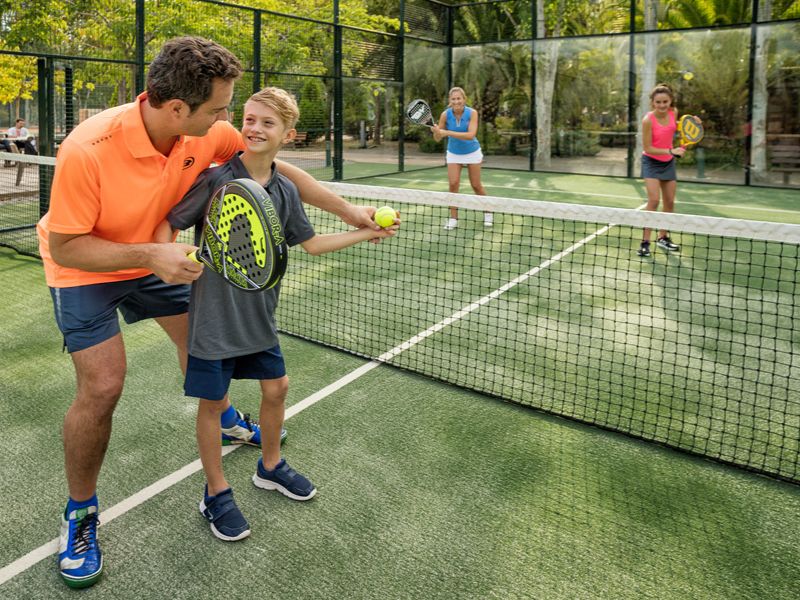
left=2, top=153, right=798, bottom=483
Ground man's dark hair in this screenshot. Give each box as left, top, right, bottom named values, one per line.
left=147, top=37, right=242, bottom=113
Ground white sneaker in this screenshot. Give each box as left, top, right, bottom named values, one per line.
left=444, top=218, right=458, bottom=230
left=484, top=213, right=493, bottom=227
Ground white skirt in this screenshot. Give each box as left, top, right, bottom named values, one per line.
left=446, top=148, right=483, bottom=165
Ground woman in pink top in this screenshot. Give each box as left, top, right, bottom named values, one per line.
left=638, top=83, right=685, bottom=257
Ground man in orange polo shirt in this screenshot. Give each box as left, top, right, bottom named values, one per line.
left=39, top=37, right=379, bottom=589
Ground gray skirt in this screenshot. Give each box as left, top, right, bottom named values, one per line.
left=641, top=154, right=676, bottom=180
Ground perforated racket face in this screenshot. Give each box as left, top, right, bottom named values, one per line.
left=679, top=115, right=704, bottom=145
left=197, top=179, right=287, bottom=291
left=405, top=99, right=434, bottom=126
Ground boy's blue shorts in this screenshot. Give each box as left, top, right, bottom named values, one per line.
left=184, top=346, right=287, bottom=401
left=49, top=275, right=190, bottom=353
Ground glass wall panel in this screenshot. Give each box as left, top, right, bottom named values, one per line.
left=542, top=0, right=631, bottom=37
left=405, top=0, right=449, bottom=43
left=634, top=0, right=752, bottom=31
left=634, top=27, right=750, bottom=185
left=404, top=39, right=448, bottom=171
left=752, top=21, right=800, bottom=187
left=342, top=79, right=402, bottom=179
left=452, top=0, right=532, bottom=44
left=452, top=42, right=532, bottom=171
left=342, top=28, right=401, bottom=80
left=758, top=0, right=800, bottom=22
left=533, top=35, right=631, bottom=177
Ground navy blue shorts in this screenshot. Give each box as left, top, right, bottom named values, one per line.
left=641, top=154, right=677, bottom=180
left=49, top=275, right=190, bottom=353
left=184, top=346, right=287, bottom=401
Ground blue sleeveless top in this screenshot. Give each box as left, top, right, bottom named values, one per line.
left=445, top=107, right=481, bottom=155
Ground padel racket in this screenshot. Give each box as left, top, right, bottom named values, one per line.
left=188, top=178, right=287, bottom=292
left=678, top=114, right=704, bottom=148
left=405, top=98, right=435, bottom=127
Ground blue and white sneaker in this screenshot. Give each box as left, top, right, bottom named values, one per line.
left=221, top=410, right=287, bottom=447
left=199, top=487, right=251, bottom=542
left=252, top=458, right=316, bottom=501
left=58, top=505, right=103, bottom=588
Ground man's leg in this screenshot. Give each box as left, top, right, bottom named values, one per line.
left=59, top=333, right=125, bottom=588
left=65, top=333, right=127, bottom=500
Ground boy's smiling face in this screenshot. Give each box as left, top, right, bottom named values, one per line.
left=241, top=99, right=295, bottom=157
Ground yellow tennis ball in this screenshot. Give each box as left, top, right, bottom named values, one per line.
left=683, top=71, right=694, bottom=81
left=374, top=206, right=396, bottom=228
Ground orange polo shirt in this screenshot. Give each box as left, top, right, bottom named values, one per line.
left=37, top=92, right=243, bottom=287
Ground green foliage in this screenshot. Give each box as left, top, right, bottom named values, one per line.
left=552, top=128, right=601, bottom=157
left=418, top=136, right=444, bottom=153
left=296, top=78, right=327, bottom=135
left=384, top=124, right=427, bottom=143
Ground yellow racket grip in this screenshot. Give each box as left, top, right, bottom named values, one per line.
left=187, top=250, right=201, bottom=263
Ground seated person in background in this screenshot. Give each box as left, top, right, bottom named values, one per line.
left=7, top=118, right=38, bottom=155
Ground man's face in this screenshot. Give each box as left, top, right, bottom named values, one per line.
left=180, top=78, right=234, bottom=137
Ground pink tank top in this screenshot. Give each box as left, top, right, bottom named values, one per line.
left=643, top=110, right=676, bottom=162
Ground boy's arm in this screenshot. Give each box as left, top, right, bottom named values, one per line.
left=301, top=226, right=397, bottom=256
left=275, top=158, right=380, bottom=232
left=153, top=219, right=175, bottom=244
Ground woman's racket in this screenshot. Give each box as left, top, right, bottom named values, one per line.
left=405, top=98, right=435, bottom=127
left=678, top=114, right=704, bottom=148
left=188, top=178, right=287, bottom=292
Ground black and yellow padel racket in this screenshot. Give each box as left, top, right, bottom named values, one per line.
left=678, top=114, right=704, bottom=149
left=189, top=178, right=287, bottom=292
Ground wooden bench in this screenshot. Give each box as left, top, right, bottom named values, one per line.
left=770, top=142, right=800, bottom=184
left=293, top=131, right=309, bottom=148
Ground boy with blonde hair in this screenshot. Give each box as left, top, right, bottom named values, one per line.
left=157, top=87, right=398, bottom=540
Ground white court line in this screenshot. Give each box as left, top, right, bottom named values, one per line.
left=0, top=217, right=621, bottom=586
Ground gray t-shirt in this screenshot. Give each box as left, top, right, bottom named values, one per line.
left=168, top=153, right=315, bottom=360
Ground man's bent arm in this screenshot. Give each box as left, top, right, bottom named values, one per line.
left=49, top=232, right=202, bottom=284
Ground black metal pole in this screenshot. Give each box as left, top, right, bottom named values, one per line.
left=135, top=0, right=145, bottom=94
left=333, top=0, right=343, bottom=180
left=529, top=0, right=536, bottom=171
left=398, top=0, right=405, bottom=173
left=253, top=11, right=262, bottom=94
left=64, top=66, right=74, bottom=134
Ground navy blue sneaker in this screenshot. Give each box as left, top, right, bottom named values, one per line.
left=58, top=504, right=103, bottom=588
left=199, top=487, right=251, bottom=542
left=221, top=410, right=287, bottom=447
left=252, top=458, right=316, bottom=501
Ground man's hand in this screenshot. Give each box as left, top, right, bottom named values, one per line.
left=147, top=243, right=204, bottom=284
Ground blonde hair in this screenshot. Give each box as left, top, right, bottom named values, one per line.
left=448, top=87, right=466, bottom=100
left=247, top=87, right=299, bottom=129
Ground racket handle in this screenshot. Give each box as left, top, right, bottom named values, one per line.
left=187, top=250, right=201, bottom=263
